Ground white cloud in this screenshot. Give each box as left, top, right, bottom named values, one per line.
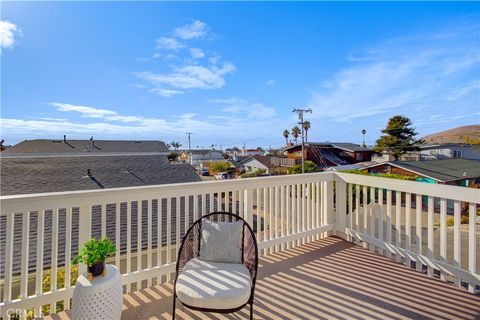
left=136, top=61, right=235, bottom=95
left=51, top=102, right=143, bottom=122
left=2, top=99, right=286, bottom=147
left=265, top=79, right=276, bottom=86
left=212, top=98, right=276, bottom=120
left=149, top=88, right=185, bottom=97
left=156, top=37, right=184, bottom=50
left=190, top=47, right=205, bottom=59
left=308, top=21, right=480, bottom=123
left=0, top=20, right=21, bottom=49
left=141, top=20, right=234, bottom=97
left=173, top=20, right=208, bottom=40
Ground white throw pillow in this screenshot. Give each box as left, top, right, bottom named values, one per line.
left=199, top=219, right=243, bottom=263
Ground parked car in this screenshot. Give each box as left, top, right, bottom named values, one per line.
left=215, top=172, right=231, bottom=180
left=198, top=168, right=209, bottom=176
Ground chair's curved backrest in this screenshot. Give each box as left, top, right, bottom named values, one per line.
left=176, top=212, right=258, bottom=285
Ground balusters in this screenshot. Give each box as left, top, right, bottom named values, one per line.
left=453, top=200, right=461, bottom=286
left=20, top=211, right=30, bottom=299
left=405, top=193, right=412, bottom=267
left=416, top=194, right=422, bottom=272
left=395, top=191, right=402, bottom=262
left=166, top=198, right=172, bottom=282
left=468, top=203, right=477, bottom=293
left=386, top=190, right=392, bottom=259
left=115, top=204, right=121, bottom=267
left=440, top=198, right=447, bottom=280
left=147, top=200, right=153, bottom=287
left=157, top=198, right=163, bottom=269
left=427, top=196, right=434, bottom=277
left=64, top=208, right=73, bottom=309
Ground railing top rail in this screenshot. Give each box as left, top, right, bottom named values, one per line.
left=336, top=172, right=480, bottom=203
left=0, top=172, right=335, bottom=212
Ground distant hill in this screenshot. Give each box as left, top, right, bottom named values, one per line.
left=422, top=125, right=480, bottom=144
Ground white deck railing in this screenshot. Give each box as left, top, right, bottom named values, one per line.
left=0, top=172, right=478, bottom=318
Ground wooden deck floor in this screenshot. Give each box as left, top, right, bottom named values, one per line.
left=51, top=237, right=480, bottom=320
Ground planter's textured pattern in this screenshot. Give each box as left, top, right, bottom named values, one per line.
left=72, top=265, right=122, bottom=320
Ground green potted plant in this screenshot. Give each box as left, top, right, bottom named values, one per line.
left=73, top=238, right=116, bottom=277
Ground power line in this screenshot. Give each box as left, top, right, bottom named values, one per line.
left=293, top=107, right=312, bottom=173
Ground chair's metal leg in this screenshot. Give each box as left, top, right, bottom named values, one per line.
left=172, top=294, right=176, bottom=320
left=250, top=302, right=253, bottom=320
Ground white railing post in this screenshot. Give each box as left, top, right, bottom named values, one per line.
left=78, top=205, right=92, bottom=275
left=244, top=188, right=253, bottom=227
left=322, top=180, right=334, bottom=236
left=335, top=179, right=347, bottom=239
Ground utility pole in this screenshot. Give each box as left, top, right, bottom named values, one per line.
left=292, top=108, right=312, bottom=173
left=186, top=132, right=193, bottom=164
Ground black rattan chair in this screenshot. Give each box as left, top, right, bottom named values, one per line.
left=172, top=212, right=258, bottom=320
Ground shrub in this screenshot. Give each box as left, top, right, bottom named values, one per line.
left=241, top=169, right=266, bottom=178
left=446, top=216, right=454, bottom=227
left=341, top=169, right=417, bottom=181
left=288, top=160, right=318, bottom=174
left=209, top=161, right=233, bottom=174
left=167, top=152, right=178, bottom=162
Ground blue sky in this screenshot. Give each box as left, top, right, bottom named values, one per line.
left=1, top=2, right=479, bottom=149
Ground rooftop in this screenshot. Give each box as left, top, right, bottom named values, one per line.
left=2, top=139, right=169, bottom=154
left=0, top=154, right=200, bottom=195
left=283, top=142, right=373, bottom=153
left=368, top=158, right=480, bottom=182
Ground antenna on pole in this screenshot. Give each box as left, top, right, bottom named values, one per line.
left=186, top=132, right=193, bottom=164
left=292, top=108, right=313, bottom=174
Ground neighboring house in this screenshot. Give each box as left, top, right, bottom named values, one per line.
left=0, top=153, right=201, bottom=195
left=283, top=142, right=374, bottom=168
left=178, top=149, right=225, bottom=166
left=3, top=137, right=169, bottom=154
left=364, top=159, right=480, bottom=186
left=242, top=149, right=265, bottom=156
left=401, top=144, right=480, bottom=161
left=240, top=155, right=273, bottom=174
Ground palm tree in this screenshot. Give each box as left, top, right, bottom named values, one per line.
left=170, top=141, right=182, bottom=150
left=283, top=130, right=290, bottom=146
left=361, top=129, right=366, bottom=148
left=292, top=126, right=301, bottom=145
left=302, top=121, right=311, bottom=142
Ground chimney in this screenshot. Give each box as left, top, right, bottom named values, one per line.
left=64, top=135, right=67, bottom=142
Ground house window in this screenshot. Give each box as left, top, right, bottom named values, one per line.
left=453, top=150, right=462, bottom=158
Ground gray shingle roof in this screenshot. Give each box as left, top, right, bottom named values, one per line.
left=241, top=155, right=273, bottom=168
left=365, top=158, right=480, bottom=182
left=3, top=139, right=168, bottom=154
left=0, top=154, right=201, bottom=195
left=388, top=159, right=480, bottom=182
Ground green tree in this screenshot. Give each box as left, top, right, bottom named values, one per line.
left=302, top=121, right=311, bottom=142
left=288, top=160, right=318, bottom=174
left=374, top=115, right=420, bottom=160
left=167, top=152, right=178, bottom=162
left=283, top=130, right=290, bottom=145
left=291, top=126, right=301, bottom=144
left=209, top=161, right=234, bottom=174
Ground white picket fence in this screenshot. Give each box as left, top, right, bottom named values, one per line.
left=0, top=172, right=478, bottom=318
